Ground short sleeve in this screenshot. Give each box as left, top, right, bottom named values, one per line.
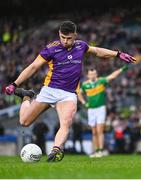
left=98, top=77, right=108, bottom=85
left=39, top=47, right=52, bottom=62
left=83, top=41, right=89, bottom=52
left=81, top=83, right=86, bottom=92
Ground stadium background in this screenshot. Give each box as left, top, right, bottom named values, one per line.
left=0, top=0, right=141, bottom=157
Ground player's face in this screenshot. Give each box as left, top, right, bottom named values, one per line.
left=59, top=31, right=77, bottom=48
left=87, top=70, right=97, bottom=81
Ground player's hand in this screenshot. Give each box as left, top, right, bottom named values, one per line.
left=84, top=102, right=89, bottom=108
left=117, top=51, right=136, bottom=63
left=5, top=83, right=17, bottom=95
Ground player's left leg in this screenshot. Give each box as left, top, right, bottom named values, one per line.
left=89, top=126, right=100, bottom=158
left=97, top=123, right=105, bottom=150
left=47, top=100, right=77, bottom=162
left=87, top=108, right=99, bottom=157
left=91, top=126, right=99, bottom=151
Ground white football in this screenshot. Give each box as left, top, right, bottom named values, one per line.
left=20, top=143, right=42, bottom=163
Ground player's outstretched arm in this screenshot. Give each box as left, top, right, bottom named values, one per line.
left=5, top=55, right=46, bottom=95
left=87, top=46, right=136, bottom=63
left=106, top=65, right=128, bottom=82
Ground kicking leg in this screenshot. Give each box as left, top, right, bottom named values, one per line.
left=15, top=88, right=50, bottom=126
left=20, top=99, right=50, bottom=126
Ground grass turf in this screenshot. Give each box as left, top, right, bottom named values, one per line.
left=0, top=154, right=141, bottom=179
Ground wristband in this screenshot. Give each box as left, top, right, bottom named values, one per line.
left=116, top=50, right=121, bottom=57
left=12, top=82, right=18, bottom=87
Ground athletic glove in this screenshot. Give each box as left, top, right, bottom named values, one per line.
left=5, top=82, right=17, bottom=95
left=120, top=65, right=128, bottom=73
left=117, top=51, right=136, bottom=63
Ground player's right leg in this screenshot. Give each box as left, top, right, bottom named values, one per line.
left=20, top=99, right=50, bottom=126
left=14, top=88, right=50, bottom=126
left=47, top=100, right=77, bottom=162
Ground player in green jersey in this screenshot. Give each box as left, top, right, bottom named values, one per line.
left=78, top=65, right=128, bottom=157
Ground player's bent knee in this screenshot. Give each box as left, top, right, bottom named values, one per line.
left=62, top=118, right=73, bottom=127
left=20, top=118, right=31, bottom=127
left=92, top=130, right=97, bottom=136
left=20, top=121, right=30, bottom=127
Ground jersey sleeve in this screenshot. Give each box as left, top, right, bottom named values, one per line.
left=83, top=41, right=89, bottom=52
left=98, top=77, right=108, bottom=85
left=39, top=47, right=52, bottom=62
left=81, top=82, right=86, bottom=92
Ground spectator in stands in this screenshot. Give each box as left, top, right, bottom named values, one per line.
left=0, top=123, right=5, bottom=135
left=72, top=113, right=84, bottom=153
left=32, top=121, right=49, bottom=154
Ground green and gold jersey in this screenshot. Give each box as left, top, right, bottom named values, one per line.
left=81, top=77, right=108, bottom=108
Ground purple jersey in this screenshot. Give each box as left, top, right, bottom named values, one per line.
left=40, top=40, right=89, bottom=93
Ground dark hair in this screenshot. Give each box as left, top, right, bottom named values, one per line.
left=87, top=68, right=96, bottom=73
left=89, top=68, right=95, bottom=71
left=59, top=20, right=77, bottom=35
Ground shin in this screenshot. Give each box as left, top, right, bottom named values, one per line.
left=54, top=101, right=77, bottom=147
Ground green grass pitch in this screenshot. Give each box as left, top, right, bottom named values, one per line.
left=0, top=154, right=141, bottom=179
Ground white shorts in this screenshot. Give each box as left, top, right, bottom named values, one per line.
left=36, top=86, right=77, bottom=105
left=88, top=106, right=106, bottom=127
